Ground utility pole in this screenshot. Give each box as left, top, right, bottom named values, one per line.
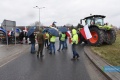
left=33, top=6, right=45, bottom=30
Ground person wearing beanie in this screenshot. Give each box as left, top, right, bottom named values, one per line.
left=37, top=29, right=44, bottom=57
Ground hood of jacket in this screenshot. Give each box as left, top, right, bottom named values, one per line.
left=72, top=29, right=77, bottom=35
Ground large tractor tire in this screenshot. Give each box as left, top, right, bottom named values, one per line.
left=88, top=27, right=104, bottom=46
left=105, top=29, right=116, bottom=45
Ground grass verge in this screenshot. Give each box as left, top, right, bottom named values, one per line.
left=91, top=30, right=120, bottom=66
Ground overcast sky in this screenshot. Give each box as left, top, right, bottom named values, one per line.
left=0, top=0, right=120, bottom=27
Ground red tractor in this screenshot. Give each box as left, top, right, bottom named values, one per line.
left=78, top=15, right=116, bottom=46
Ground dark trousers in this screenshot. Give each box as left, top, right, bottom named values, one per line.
left=58, top=41, right=65, bottom=50
left=44, top=39, right=48, bottom=47
left=25, top=36, right=28, bottom=43
left=72, top=43, right=79, bottom=58
left=37, top=43, right=44, bottom=56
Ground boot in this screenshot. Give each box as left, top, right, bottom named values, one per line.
left=40, top=55, right=44, bottom=57
left=71, top=56, right=76, bottom=60
left=37, top=52, right=39, bottom=57
left=40, top=52, right=44, bottom=57
left=76, top=54, right=79, bottom=59
left=57, top=49, right=60, bottom=52
left=49, top=52, right=52, bottom=54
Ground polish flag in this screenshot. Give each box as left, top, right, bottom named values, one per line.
left=66, top=31, right=72, bottom=44
left=23, top=26, right=28, bottom=32
left=66, top=31, right=71, bottom=37
left=8, top=31, right=11, bottom=36
left=80, top=25, right=92, bottom=39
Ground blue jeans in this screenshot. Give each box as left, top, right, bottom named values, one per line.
left=72, top=43, right=78, bottom=58
left=58, top=41, right=65, bottom=50
left=31, top=43, right=35, bottom=53
left=64, top=39, right=67, bottom=48
left=50, top=42, right=55, bottom=53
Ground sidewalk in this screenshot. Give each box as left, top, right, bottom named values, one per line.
left=84, top=46, right=120, bottom=80
left=0, top=44, right=30, bottom=67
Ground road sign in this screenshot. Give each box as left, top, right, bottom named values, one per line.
left=1, top=19, right=16, bottom=47
left=2, top=19, right=16, bottom=31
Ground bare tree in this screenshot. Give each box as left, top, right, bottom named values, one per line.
left=28, top=21, right=45, bottom=31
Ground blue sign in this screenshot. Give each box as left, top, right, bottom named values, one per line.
left=103, top=66, right=120, bottom=72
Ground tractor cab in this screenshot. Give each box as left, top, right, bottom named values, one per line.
left=81, top=15, right=106, bottom=26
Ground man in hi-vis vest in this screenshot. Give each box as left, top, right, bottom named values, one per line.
left=71, top=29, right=79, bottom=60
left=49, top=34, right=56, bottom=54
left=57, top=32, right=66, bottom=51
left=44, top=31, right=49, bottom=48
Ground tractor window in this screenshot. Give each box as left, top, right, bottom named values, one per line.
left=86, top=19, right=92, bottom=25
left=95, top=18, right=104, bottom=26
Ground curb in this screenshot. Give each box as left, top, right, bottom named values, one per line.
left=84, top=46, right=120, bottom=80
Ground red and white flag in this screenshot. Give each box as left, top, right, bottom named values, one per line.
left=23, top=26, right=28, bottom=32
left=65, top=31, right=72, bottom=44
left=66, top=31, right=71, bottom=37
left=8, top=31, right=11, bottom=36
left=80, top=25, right=92, bottom=39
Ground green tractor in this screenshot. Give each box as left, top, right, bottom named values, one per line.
left=78, top=15, right=116, bottom=46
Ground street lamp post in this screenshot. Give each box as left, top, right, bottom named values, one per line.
left=34, top=6, right=45, bottom=30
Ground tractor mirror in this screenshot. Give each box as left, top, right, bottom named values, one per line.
left=80, top=19, right=82, bottom=24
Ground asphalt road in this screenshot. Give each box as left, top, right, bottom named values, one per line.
left=0, top=40, right=108, bottom=80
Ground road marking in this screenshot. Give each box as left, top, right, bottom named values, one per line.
left=0, top=53, right=20, bottom=68
left=0, top=46, right=30, bottom=68
left=0, top=51, right=21, bottom=68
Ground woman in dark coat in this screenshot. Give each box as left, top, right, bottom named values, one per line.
left=19, top=31, right=24, bottom=44
left=29, top=33, right=36, bottom=53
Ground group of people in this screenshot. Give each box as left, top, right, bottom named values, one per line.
left=19, top=31, right=28, bottom=44
left=29, top=28, right=79, bottom=60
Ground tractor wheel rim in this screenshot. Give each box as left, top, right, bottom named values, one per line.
left=89, top=31, right=98, bottom=43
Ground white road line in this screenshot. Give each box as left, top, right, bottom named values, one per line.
left=0, top=46, right=29, bottom=68
left=0, top=45, right=4, bottom=47
left=0, top=52, right=21, bottom=68
left=0, top=53, right=19, bottom=68
left=0, top=45, right=35, bottom=68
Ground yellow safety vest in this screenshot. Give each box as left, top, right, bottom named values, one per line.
left=61, top=34, right=65, bottom=41
left=71, top=34, right=78, bottom=44
left=46, top=33, right=49, bottom=38
left=50, top=36, right=56, bottom=42
left=45, top=33, right=49, bottom=39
